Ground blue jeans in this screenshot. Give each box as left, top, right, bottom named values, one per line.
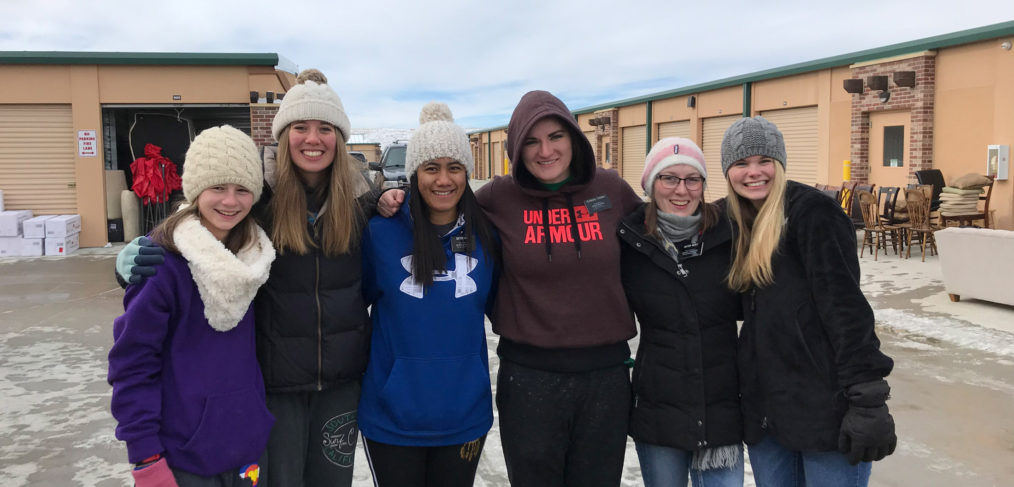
left=747, top=435, right=872, bottom=487
left=635, top=441, right=744, bottom=487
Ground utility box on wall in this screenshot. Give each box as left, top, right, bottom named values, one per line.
left=987, top=144, right=1009, bottom=181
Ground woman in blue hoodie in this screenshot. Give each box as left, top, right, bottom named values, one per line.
left=358, top=102, right=498, bottom=486
left=108, top=125, right=276, bottom=487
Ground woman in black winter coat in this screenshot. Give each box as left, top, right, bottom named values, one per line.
left=620, top=137, right=744, bottom=487
left=721, top=116, right=895, bottom=487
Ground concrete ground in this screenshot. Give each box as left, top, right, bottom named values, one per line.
left=1, top=235, right=1013, bottom=486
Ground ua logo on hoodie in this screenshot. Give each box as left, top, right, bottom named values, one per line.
left=398, top=254, right=478, bottom=298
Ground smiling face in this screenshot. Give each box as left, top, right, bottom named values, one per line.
left=521, top=117, right=573, bottom=184
left=416, top=157, right=467, bottom=225
left=653, top=165, right=704, bottom=217
left=726, top=155, right=778, bottom=208
left=287, top=120, right=337, bottom=187
left=196, top=183, right=254, bottom=241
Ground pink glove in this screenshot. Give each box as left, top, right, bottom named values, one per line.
left=132, top=458, right=179, bottom=487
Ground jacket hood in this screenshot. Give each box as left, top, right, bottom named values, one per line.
left=507, top=90, right=596, bottom=191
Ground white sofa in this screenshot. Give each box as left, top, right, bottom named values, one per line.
left=935, top=227, right=1014, bottom=306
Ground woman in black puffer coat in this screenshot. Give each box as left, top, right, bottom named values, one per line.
left=620, top=137, right=743, bottom=487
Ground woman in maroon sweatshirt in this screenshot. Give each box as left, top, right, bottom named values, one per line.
left=381, top=90, right=642, bottom=485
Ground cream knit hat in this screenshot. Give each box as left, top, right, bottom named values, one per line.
left=182, top=125, right=263, bottom=203
left=271, top=79, right=351, bottom=142
left=405, top=102, right=474, bottom=176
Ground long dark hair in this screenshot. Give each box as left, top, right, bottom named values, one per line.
left=408, top=174, right=498, bottom=288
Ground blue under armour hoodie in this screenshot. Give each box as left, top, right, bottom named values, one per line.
left=358, top=202, right=495, bottom=446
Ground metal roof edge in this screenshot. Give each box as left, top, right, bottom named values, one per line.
left=0, top=51, right=280, bottom=66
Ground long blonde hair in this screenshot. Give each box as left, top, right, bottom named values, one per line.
left=269, top=126, right=366, bottom=256
left=726, top=163, right=787, bottom=292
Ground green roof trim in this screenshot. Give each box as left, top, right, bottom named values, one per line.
left=0, top=51, right=280, bottom=66
left=469, top=20, right=1014, bottom=134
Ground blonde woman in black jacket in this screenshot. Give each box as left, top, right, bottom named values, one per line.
left=722, top=116, right=895, bottom=486
left=619, top=137, right=743, bottom=487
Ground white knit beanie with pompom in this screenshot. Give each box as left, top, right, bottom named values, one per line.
left=405, top=102, right=474, bottom=176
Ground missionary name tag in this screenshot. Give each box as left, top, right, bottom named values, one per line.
left=584, top=195, right=612, bottom=214
left=452, top=234, right=471, bottom=253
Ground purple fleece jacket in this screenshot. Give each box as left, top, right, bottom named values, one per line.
left=107, top=253, right=273, bottom=476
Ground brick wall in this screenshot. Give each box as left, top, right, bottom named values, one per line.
left=250, top=105, right=279, bottom=149
left=849, top=54, right=936, bottom=183
left=590, top=108, right=620, bottom=170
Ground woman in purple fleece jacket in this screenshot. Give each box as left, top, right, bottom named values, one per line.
left=108, top=125, right=276, bottom=487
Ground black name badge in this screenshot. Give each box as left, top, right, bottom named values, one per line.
left=584, top=195, right=612, bottom=214
left=452, top=235, right=470, bottom=253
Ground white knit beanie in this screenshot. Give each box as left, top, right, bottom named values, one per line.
left=182, top=125, right=263, bottom=203
left=405, top=102, right=474, bottom=176
left=271, top=80, right=351, bottom=142
left=642, top=137, right=707, bottom=198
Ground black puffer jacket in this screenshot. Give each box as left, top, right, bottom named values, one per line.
left=252, top=185, right=376, bottom=393
left=738, top=181, right=893, bottom=451
left=619, top=204, right=742, bottom=451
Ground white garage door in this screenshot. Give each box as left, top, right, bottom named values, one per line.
left=702, top=115, right=742, bottom=202
left=760, top=106, right=818, bottom=185
left=0, top=105, right=76, bottom=213
left=622, top=125, right=647, bottom=196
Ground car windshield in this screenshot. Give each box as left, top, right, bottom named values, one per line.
left=385, top=146, right=406, bottom=168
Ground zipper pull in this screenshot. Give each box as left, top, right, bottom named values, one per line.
left=676, top=263, right=688, bottom=278
left=750, top=289, right=757, bottom=312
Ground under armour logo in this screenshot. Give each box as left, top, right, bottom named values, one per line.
left=399, top=254, right=478, bottom=299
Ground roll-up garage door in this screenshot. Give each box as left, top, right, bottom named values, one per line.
left=622, top=125, right=647, bottom=196
left=759, top=106, right=818, bottom=185
left=583, top=130, right=597, bottom=164
left=658, top=120, right=691, bottom=141
left=702, top=115, right=742, bottom=202
left=0, top=105, right=76, bottom=213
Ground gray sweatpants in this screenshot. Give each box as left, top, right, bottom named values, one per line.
left=262, top=381, right=360, bottom=487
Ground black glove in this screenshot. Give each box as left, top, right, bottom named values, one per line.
left=838, top=379, right=897, bottom=465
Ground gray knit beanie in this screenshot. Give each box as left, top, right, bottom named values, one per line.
left=271, top=79, right=351, bottom=142
left=183, top=125, right=263, bottom=203
left=720, top=116, right=786, bottom=176
left=405, top=102, right=474, bottom=176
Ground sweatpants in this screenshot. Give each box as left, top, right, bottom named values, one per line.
left=363, top=435, right=487, bottom=487
left=496, top=359, right=631, bottom=487
left=170, top=452, right=267, bottom=487
left=262, top=381, right=360, bottom=487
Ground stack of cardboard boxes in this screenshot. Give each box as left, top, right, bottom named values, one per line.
left=0, top=192, right=82, bottom=257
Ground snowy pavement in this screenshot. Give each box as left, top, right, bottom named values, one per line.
left=2, top=240, right=1013, bottom=486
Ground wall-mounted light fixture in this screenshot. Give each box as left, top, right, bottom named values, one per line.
left=276, top=93, right=284, bottom=101
left=843, top=79, right=864, bottom=94
left=250, top=91, right=259, bottom=103
left=687, top=95, right=696, bottom=108
left=266, top=91, right=275, bottom=103
left=867, top=75, right=888, bottom=92
left=879, top=90, right=891, bottom=103
left=893, top=71, right=916, bottom=88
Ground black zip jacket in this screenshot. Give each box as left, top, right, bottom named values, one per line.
left=251, top=186, right=377, bottom=393
left=619, top=204, right=743, bottom=451
left=738, top=181, right=894, bottom=451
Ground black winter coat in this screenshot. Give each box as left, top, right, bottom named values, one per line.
left=251, top=186, right=375, bottom=393
left=738, top=181, right=893, bottom=451
left=619, top=204, right=743, bottom=451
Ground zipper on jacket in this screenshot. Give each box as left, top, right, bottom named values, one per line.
left=315, top=251, right=323, bottom=390
left=750, top=289, right=757, bottom=312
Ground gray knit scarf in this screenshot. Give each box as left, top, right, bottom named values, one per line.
left=656, top=211, right=701, bottom=245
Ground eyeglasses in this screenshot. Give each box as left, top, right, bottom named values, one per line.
left=656, top=174, right=704, bottom=190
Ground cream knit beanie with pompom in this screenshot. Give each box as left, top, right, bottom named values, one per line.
left=271, top=74, right=351, bottom=143
left=405, top=102, right=474, bottom=176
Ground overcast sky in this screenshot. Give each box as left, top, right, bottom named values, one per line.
left=2, top=1, right=1011, bottom=129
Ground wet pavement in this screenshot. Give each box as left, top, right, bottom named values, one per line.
left=1, top=241, right=1013, bottom=486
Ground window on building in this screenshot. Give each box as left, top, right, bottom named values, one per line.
left=883, top=125, right=904, bottom=167
left=605, top=143, right=611, bottom=164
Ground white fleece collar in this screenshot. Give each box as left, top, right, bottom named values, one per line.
left=174, top=215, right=276, bottom=332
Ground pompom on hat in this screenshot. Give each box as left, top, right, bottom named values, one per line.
left=271, top=70, right=351, bottom=143
left=182, top=125, right=263, bottom=203
left=641, top=137, right=707, bottom=198
left=720, top=116, right=786, bottom=176
left=405, top=102, right=474, bottom=176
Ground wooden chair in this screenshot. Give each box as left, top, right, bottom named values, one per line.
left=903, top=189, right=938, bottom=262
left=858, top=190, right=901, bottom=260
left=848, top=183, right=875, bottom=229
left=940, top=178, right=994, bottom=229
left=840, top=182, right=858, bottom=216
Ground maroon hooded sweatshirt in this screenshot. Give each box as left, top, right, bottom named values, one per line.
left=476, top=90, right=641, bottom=372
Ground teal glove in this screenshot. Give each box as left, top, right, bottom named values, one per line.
left=116, top=237, right=165, bottom=284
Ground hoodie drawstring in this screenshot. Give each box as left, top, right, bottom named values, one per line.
left=564, top=193, right=582, bottom=260
left=541, top=195, right=583, bottom=262
left=541, top=198, right=553, bottom=262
